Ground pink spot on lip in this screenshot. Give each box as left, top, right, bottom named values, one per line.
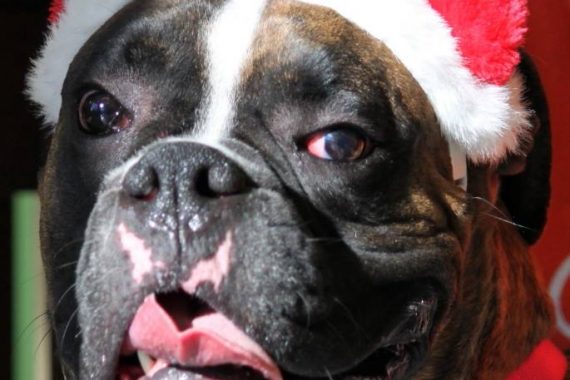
left=118, top=223, right=154, bottom=285
left=182, top=232, right=233, bottom=294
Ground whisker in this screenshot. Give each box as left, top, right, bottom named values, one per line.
left=14, top=311, right=50, bottom=346
left=472, top=196, right=535, bottom=231
left=54, top=260, right=79, bottom=271
left=306, top=237, right=343, bottom=244
left=325, top=321, right=349, bottom=347
left=68, top=267, right=126, bottom=340
left=295, top=291, right=312, bottom=328
left=61, top=308, right=79, bottom=349
left=54, top=283, right=77, bottom=314
left=266, top=220, right=312, bottom=229
left=13, top=271, right=48, bottom=289
left=471, top=196, right=508, bottom=218
left=483, top=213, right=535, bottom=231
left=34, top=325, right=53, bottom=358
left=47, top=239, right=100, bottom=280
left=50, top=237, right=85, bottom=260
left=332, top=297, right=368, bottom=343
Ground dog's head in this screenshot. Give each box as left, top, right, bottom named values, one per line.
left=28, top=1, right=554, bottom=379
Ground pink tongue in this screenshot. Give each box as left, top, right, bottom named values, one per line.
left=127, top=295, right=282, bottom=380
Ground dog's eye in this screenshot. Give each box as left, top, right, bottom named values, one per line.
left=78, top=90, right=131, bottom=135
left=305, top=127, right=369, bottom=161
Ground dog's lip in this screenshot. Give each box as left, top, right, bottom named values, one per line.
left=319, top=295, right=436, bottom=379
left=116, top=295, right=437, bottom=380
left=115, top=289, right=438, bottom=380
left=278, top=337, right=431, bottom=380
left=120, top=293, right=282, bottom=380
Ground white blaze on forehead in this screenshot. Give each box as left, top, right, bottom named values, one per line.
left=196, top=0, right=269, bottom=143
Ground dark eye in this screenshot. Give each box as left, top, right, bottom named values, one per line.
left=305, top=127, right=369, bottom=161
left=78, top=90, right=131, bottom=135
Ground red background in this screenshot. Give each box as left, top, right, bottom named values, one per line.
left=527, top=0, right=570, bottom=349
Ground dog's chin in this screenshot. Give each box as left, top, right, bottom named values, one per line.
left=117, top=345, right=427, bottom=380
left=115, top=291, right=435, bottom=380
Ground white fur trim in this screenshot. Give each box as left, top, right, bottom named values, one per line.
left=300, top=0, right=530, bottom=162
left=26, top=0, right=132, bottom=126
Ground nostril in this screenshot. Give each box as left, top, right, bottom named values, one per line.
left=124, top=165, right=160, bottom=201
left=207, top=163, right=253, bottom=197
left=194, top=164, right=252, bottom=198
left=195, top=168, right=217, bottom=198
left=122, top=144, right=255, bottom=203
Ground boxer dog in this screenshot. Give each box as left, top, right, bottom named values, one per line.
left=30, top=0, right=560, bottom=379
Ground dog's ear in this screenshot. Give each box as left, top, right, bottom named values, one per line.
left=498, top=51, right=551, bottom=245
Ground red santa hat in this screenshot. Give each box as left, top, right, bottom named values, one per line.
left=28, top=0, right=530, bottom=168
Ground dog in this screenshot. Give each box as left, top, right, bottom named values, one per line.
left=28, top=0, right=566, bottom=379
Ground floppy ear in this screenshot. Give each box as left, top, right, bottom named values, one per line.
left=498, top=51, right=551, bottom=245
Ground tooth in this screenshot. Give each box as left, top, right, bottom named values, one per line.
left=137, top=351, right=154, bottom=374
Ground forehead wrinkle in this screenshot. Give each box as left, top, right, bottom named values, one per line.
left=240, top=0, right=436, bottom=127
left=195, top=0, right=270, bottom=142
left=244, top=0, right=381, bottom=67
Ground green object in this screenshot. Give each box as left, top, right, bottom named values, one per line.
left=12, top=191, right=51, bottom=380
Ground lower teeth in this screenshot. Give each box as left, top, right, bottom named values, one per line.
left=137, top=350, right=155, bottom=374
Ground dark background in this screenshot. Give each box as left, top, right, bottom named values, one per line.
left=1, top=0, right=51, bottom=378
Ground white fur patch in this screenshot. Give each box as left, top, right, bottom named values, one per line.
left=195, top=0, right=269, bottom=143
left=299, top=0, right=530, bottom=163
left=26, top=0, right=132, bottom=127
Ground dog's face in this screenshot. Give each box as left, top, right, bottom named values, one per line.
left=37, top=1, right=552, bottom=379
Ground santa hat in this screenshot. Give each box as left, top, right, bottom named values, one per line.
left=27, top=0, right=530, bottom=175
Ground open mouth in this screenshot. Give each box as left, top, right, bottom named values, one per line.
left=116, top=291, right=282, bottom=380
left=116, top=291, right=435, bottom=380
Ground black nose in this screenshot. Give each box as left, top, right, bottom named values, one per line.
left=122, top=142, right=253, bottom=205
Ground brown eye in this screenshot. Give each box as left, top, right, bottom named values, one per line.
left=78, top=90, right=131, bottom=135
left=305, top=128, right=369, bottom=161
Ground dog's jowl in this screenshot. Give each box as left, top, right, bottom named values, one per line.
left=27, top=0, right=568, bottom=379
